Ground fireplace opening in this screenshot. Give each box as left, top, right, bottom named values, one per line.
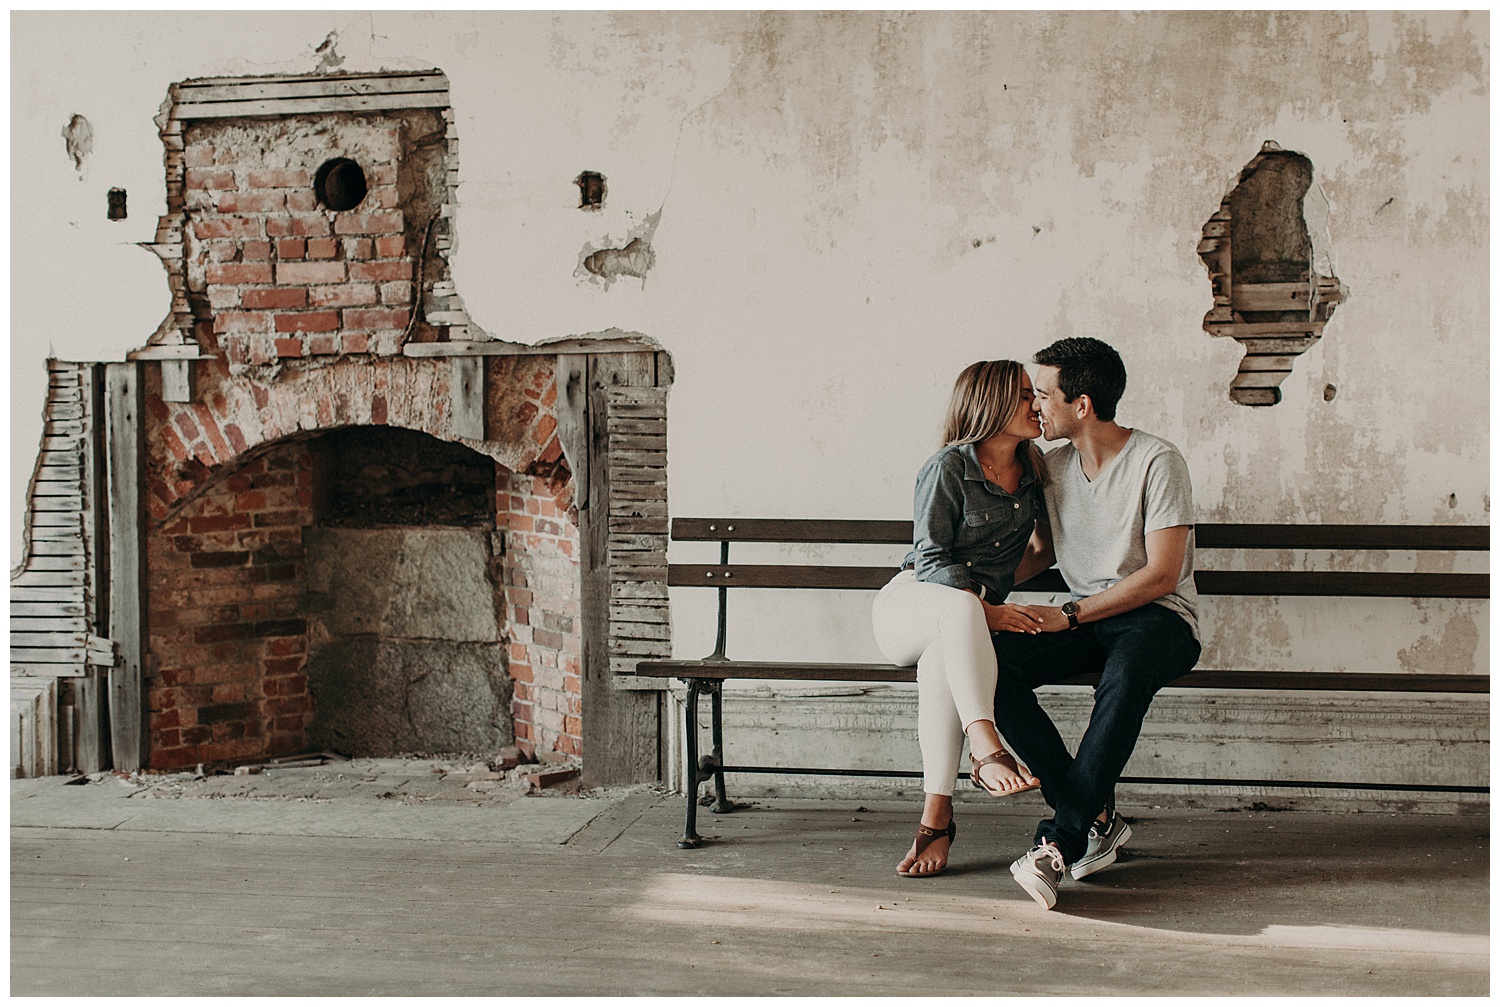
left=303, top=427, right=511, bottom=756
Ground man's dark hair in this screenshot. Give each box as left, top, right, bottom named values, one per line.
left=1033, top=337, right=1128, bottom=421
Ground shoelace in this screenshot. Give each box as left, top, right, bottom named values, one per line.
left=1030, top=843, right=1066, bottom=874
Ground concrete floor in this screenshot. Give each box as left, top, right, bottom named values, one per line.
left=10, top=770, right=1489, bottom=996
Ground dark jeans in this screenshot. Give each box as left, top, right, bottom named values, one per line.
left=992, top=603, right=1201, bottom=864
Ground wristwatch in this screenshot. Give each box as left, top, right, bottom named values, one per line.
left=1061, top=600, right=1081, bottom=630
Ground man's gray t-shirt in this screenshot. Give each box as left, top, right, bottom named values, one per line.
left=1040, top=430, right=1199, bottom=640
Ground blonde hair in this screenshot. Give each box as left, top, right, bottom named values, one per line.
left=941, top=360, right=1046, bottom=484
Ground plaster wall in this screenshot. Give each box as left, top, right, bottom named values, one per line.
left=12, top=12, right=1488, bottom=686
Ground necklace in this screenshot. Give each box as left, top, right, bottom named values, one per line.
left=980, top=456, right=1017, bottom=482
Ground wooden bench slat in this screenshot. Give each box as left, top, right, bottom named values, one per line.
left=667, top=564, right=1488, bottom=599
left=631, top=660, right=1488, bottom=693
left=670, top=518, right=1489, bottom=551
left=1197, top=524, right=1489, bottom=551
left=671, top=518, right=912, bottom=544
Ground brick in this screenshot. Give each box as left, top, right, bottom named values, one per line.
left=276, top=237, right=306, bottom=259
left=285, top=190, right=317, bottom=212
left=185, top=167, right=236, bottom=190
left=206, top=262, right=273, bottom=285
left=367, top=164, right=398, bottom=186
left=349, top=260, right=412, bottom=282
left=217, top=190, right=285, bottom=214
left=255, top=618, right=307, bottom=637
left=306, top=237, right=338, bottom=259
left=184, top=146, right=216, bottom=168
left=342, top=333, right=371, bottom=354
left=242, top=288, right=306, bottom=310
left=266, top=215, right=330, bottom=238
left=306, top=284, right=376, bottom=308
left=277, top=261, right=346, bottom=285
left=275, top=311, right=340, bottom=333
left=247, top=168, right=310, bottom=188
left=343, top=307, right=409, bottom=330
left=374, top=235, right=405, bottom=257
left=333, top=210, right=403, bottom=235
left=343, top=237, right=373, bottom=259
left=199, top=701, right=256, bottom=725
left=212, top=311, right=271, bottom=334
left=240, top=240, right=273, bottom=260
left=207, top=286, right=241, bottom=310
left=379, top=282, right=412, bottom=305
left=526, top=766, right=579, bottom=790
left=195, top=217, right=262, bottom=240
left=308, top=334, right=340, bottom=355
left=189, top=551, right=249, bottom=569
left=274, top=338, right=305, bottom=358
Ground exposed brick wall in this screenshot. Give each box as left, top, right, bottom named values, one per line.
left=500, top=471, right=582, bottom=759
left=146, top=442, right=314, bottom=769
left=142, top=355, right=564, bottom=520
left=177, top=111, right=446, bottom=361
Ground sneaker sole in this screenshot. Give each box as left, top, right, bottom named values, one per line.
left=1069, top=822, right=1132, bottom=880
left=1009, top=862, right=1058, bottom=909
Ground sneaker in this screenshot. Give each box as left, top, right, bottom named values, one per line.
left=1069, top=810, right=1133, bottom=880
left=1009, top=840, right=1067, bottom=909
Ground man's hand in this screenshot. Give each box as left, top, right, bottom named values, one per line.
left=1032, top=606, right=1073, bottom=633
left=983, top=601, right=1047, bottom=635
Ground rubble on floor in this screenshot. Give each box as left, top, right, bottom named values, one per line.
left=69, top=751, right=586, bottom=806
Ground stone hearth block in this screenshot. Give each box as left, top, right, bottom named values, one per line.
left=305, top=527, right=501, bottom=642
left=305, top=638, right=511, bottom=756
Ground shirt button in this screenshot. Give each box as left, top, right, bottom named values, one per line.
left=1014, top=502, right=1021, bottom=509
left=965, top=561, right=972, bottom=567
left=994, top=542, right=1001, bottom=547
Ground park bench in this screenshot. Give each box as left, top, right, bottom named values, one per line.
left=621, top=518, right=1490, bottom=848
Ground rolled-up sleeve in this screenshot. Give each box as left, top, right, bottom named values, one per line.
left=911, top=456, right=972, bottom=592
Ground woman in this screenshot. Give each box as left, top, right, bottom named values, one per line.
left=872, top=359, right=1051, bottom=878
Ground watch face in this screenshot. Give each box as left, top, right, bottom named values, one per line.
left=1061, top=601, right=1079, bottom=615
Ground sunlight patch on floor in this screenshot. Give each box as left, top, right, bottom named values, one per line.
left=618, top=872, right=1489, bottom=964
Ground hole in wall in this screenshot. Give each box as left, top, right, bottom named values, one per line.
left=314, top=157, right=368, bottom=212
left=1199, top=142, right=1348, bottom=407
left=576, top=171, right=605, bottom=210
left=107, top=187, right=127, bottom=221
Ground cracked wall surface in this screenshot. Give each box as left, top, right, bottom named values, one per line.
left=12, top=11, right=1489, bottom=689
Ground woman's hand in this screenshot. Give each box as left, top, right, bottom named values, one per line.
left=983, top=601, right=1047, bottom=635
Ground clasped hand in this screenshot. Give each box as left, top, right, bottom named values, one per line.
left=983, top=600, right=1052, bottom=634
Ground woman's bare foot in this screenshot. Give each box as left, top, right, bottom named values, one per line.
left=896, top=819, right=953, bottom=876
left=966, top=720, right=1041, bottom=796
left=970, top=748, right=1041, bottom=795
left=897, top=793, right=955, bottom=877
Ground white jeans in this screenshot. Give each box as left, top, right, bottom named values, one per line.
left=872, top=569, right=996, bottom=796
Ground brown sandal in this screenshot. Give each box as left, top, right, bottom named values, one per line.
left=970, top=750, right=1042, bottom=798
left=896, top=819, right=956, bottom=878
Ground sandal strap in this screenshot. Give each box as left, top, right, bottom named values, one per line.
left=970, top=750, right=1012, bottom=770
left=912, top=819, right=956, bottom=855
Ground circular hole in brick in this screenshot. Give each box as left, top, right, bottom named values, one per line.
left=314, top=158, right=368, bottom=211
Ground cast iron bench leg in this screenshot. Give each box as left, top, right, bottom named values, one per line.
left=708, top=682, right=732, bottom=814
left=677, top=679, right=705, bottom=849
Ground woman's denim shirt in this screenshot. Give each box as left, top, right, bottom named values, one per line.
left=900, top=443, right=1043, bottom=602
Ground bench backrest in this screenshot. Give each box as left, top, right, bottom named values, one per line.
left=667, top=518, right=1489, bottom=599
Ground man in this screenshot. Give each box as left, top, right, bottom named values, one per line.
left=997, top=337, right=1201, bottom=910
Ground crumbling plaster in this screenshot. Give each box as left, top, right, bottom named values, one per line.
left=12, top=11, right=1487, bottom=679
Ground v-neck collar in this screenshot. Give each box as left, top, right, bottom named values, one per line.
left=1076, top=429, right=1134, bottom=485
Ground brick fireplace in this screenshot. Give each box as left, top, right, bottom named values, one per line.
left=12, top=69, right=670, bottom=782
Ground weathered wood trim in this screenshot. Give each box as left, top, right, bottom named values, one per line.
left=578, top=353, right=664, bottom=786
left=554, top=355, right=588, bottom=506
left=104, top=363, right=147, bottom=771
left=449, top=356, right=484, bottom=441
